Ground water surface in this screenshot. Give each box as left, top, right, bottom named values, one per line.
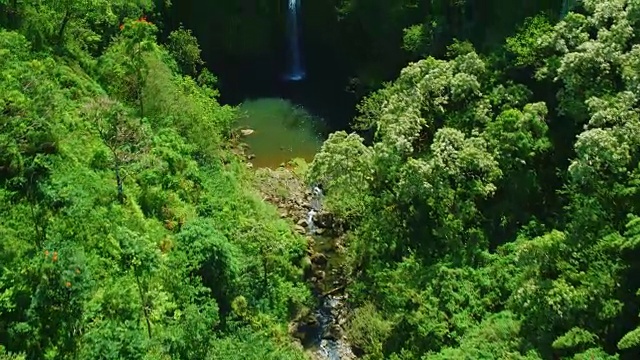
left=236, top=98, right=325, bottom=168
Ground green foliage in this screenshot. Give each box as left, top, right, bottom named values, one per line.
left=166, top=26, right=203, bottom=76
left=553, top=327, right=598, bottom=350
left=345, top=302, right=393, bottom=358
left=426, top=312, right=541, bottom=360
left=5, top=1, right=640, bottom=359
left=402, top=24, right=433, bottom=57
left=307, top=131, right=373, bottom=221
left=0, top=7, right=308, bottom=360
left=310, top=1, right=640, bottom=359
left=505, top=15, right=554, bottom=67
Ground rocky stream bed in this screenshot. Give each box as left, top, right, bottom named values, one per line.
left=252, top=165, right=356, bottom=360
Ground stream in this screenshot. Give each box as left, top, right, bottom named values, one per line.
left=301, top=188, right=354, bottom=360
left=237, top=98, right=354, bottom=359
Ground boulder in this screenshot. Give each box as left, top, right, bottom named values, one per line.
left=322, top=324, right=342, bottom=340
left=294, top=225, right=306, bottom=234
left=311, top=253, right=328, bottom=266
left=297, top=218, right=309, bottom=227
left=315, top=212, right=334, bottom=228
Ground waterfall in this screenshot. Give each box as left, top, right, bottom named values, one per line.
left=307, top=185, right=323, bottom=235
left=284, top=0, right=305, bottom=81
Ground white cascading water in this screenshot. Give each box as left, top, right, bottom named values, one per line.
left=306, top=185, right=341, bottom=360
left=285, top=0, right=305, bottom=81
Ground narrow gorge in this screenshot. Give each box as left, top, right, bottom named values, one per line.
left=248, top=161, right=355, bottom=360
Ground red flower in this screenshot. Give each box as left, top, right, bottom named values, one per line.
left=119, top=23, right=124, bottom=31
left=137, top=15, right=152, bottom=25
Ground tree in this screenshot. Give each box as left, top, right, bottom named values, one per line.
left=82, top=97, right=149, bottom=203
left=167, top=26, right=204, bottom=76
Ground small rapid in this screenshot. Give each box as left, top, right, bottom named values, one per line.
left=304, top=186, right=352, bottom=360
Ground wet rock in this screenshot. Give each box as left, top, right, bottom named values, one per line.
left=311, top=253, right=328, bottom=266
left=289, top=322, right=306, bottom=341
left=240, top=129, right=254, bottom=136
left=297, top=218, right=309, bottom=227
left=295, top=225, right=306, bottom=234
left=330, top=324, right=343, bottom=339
left=338, top=316, right=347, bottom=326
left=315, top=212, right=334, bottom=228
left=322, top=327, right=337, bottom=341
left=305, top=314, right=319, bottom=327
left=246, top=153, right=256, bottom=160
left=245, top=162, right=253, bottom=169
left=314, top=228, right=325, bottom=235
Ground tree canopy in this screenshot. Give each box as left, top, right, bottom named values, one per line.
left=309, top=0, right=640, bottom=358
left=1, top=3, right=309, bottom=359
left=3, top=0, right=640, bottom=359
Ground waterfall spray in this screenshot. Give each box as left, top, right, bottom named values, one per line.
left=284, top=0, right=305, bottom=81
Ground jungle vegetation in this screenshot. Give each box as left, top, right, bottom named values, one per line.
left=2, top=0, right=640, bottom=359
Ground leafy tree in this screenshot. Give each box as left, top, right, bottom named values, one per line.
left=166, top=26, right=204, bottom=76
left=83, top=97, right=150, bottom=203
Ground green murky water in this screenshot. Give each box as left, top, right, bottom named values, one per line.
left=235, top=98, right=326, bottom=168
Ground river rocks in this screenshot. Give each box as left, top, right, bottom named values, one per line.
left=295, top=225, right=306, bottom=234
left=323, top=324, right=342, bottom=340
left=240, top=128, right=254, bottom=136
left=252, top=165, right=356, bottom=360
left=254, top=167, right=308, bottom=221
left=311, top=253, right=328, bottom=266
left=314, top=211, right=336, bottom=229
left=290, top=311, right=320, bottom=343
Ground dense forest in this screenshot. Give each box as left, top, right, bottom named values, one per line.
left=2, top=0, right=640, bottom=359
left=0, top=1, right=309, bottom=359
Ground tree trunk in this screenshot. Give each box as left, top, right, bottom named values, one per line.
left=57, top=10, right=72, bottom=46
left=135, top=273, right=152, bottom=338
left=115, top=162, right=124, bottom=204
